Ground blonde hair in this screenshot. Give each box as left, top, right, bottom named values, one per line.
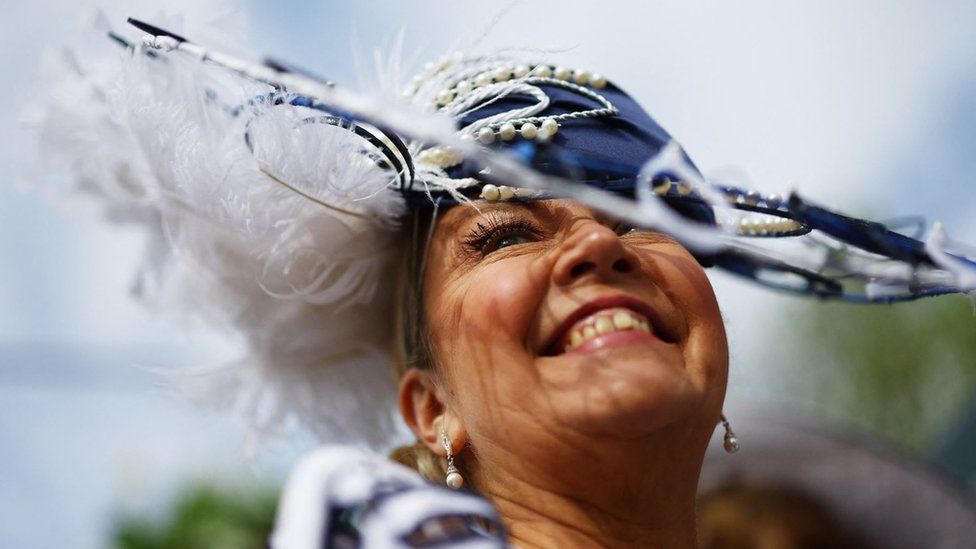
left=388, top=208, right=451, bottom=482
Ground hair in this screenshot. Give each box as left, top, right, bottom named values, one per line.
left=388, top=206, right=453, bottom=482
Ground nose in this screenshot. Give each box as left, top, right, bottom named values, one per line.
left=552, top=218, right=639, bottom=286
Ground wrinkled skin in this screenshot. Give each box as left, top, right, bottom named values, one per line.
left=399, top=199, right=729, bottom=548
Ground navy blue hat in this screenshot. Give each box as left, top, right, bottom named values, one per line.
left=426, top=75, right=715, bottom=225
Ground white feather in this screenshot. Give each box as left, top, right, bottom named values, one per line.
left=30, top=15, right=405, bottom=448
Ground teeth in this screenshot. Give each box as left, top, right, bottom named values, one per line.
left=562, top=308, right=652, bottom=353
left=612, top=311, right=633, bottom=329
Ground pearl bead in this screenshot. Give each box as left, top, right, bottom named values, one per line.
left=540, top=118, right=559, bottom=138
left=653, top=179, right=672, bottom=196
left=493, top=68, right=511, bottom=82
left=499, top=123, right=517, bottom=141
left=480, top=184, right=500, bottom=201
left=744, top=189, right=761, bottom=206
left=424, top=61, right=435, bottom=72
left=436, top=89, right=455, bottom=106
left=520, top=122, right=538, bottom=139
left=723, top=434, right=740, bottom=454
left=475, top=73, right=493, bottom=87
left=590, top=73, right=607, bottom=88
left=553, top=66, right=571, bottom=80
left=513, top=65, right=530, bottom=78
left=477, top=127, right=495, bottom=144
left=446, top=472, right=463, bottom=489
left=532, top=65, right=552, bottom=78
left=572, top=69, right=589, bottom=85
left=499, top=186, right=515, bottom=200
left=455, top=80, right=472, bottom=95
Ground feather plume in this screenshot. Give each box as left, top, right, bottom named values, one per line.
left=30, top=14, right=405, bottom=448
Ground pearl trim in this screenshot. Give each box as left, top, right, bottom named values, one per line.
left=406, top=59, right=616, bottom=147
left=653, top=179, right=806, bottom=237
left=479, top=184, right=540, bottom=202
left=404, top=56, right=619, bottom=186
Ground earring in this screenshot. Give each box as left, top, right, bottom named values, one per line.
left=720, top=413, right=740, bottom=454
left=441, top=428, right=464, bottom=489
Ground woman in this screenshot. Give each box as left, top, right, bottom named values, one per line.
left=394, top=196, right=728, bottom=546
left=35, top=16, right=975, bottom=548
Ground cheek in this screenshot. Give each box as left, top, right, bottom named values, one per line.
left=432, top=255, right=551, bottom=426
left=659, top=253, right=728, bottom=392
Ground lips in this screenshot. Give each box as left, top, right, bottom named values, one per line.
left=541, top=294, right=676, bottom=356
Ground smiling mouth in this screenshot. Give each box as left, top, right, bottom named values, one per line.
left=542, top=295, right=677, bottom=357
left=561, top=308, right=652, bottom=354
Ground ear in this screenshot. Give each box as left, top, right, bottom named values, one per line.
left=398, top=368, right=466, bottom=456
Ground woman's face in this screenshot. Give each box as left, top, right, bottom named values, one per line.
left=420, top=198, right=728, bottom=465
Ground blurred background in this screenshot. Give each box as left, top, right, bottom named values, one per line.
left=2, top=1, right=975, bottom=547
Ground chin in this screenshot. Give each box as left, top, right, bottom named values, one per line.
left=537, top=342, right=705, bottom=438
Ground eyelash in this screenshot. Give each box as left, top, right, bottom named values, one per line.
left=461, top=216, right=659, bottom=258
left=463, top=215, right=541, bottom=256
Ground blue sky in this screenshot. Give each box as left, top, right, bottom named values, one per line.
left=2, top=1, right=976, bottom=547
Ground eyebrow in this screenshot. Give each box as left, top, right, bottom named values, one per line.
left=448, top=200, right=539, bottom=230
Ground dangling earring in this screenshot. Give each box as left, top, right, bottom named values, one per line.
left=720, top=413, right=740, bottom=454
left=441, top=428, right=464, bottom=489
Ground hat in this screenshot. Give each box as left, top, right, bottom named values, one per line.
left=29, top=14, right=976, bottom=446
left=701, top=407, right=976, bottom=548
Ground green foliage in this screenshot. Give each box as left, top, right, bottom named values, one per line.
left=111, top=484, right=279, bottom=549
left=786, top=295, right=976, bottom=452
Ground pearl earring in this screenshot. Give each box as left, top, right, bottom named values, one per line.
left=441, top=428, right=464, bottom=489
left=720, top=413, right=740, bottom=454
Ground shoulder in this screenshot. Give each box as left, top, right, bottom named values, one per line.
left=271, top=445, right=508, bottom=548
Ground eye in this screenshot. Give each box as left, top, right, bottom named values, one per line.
left=492, top=232, right=534, bottom=251
left=464, top=216, right=542, bottom=256
left=614, top=221, right=642, bottom=236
